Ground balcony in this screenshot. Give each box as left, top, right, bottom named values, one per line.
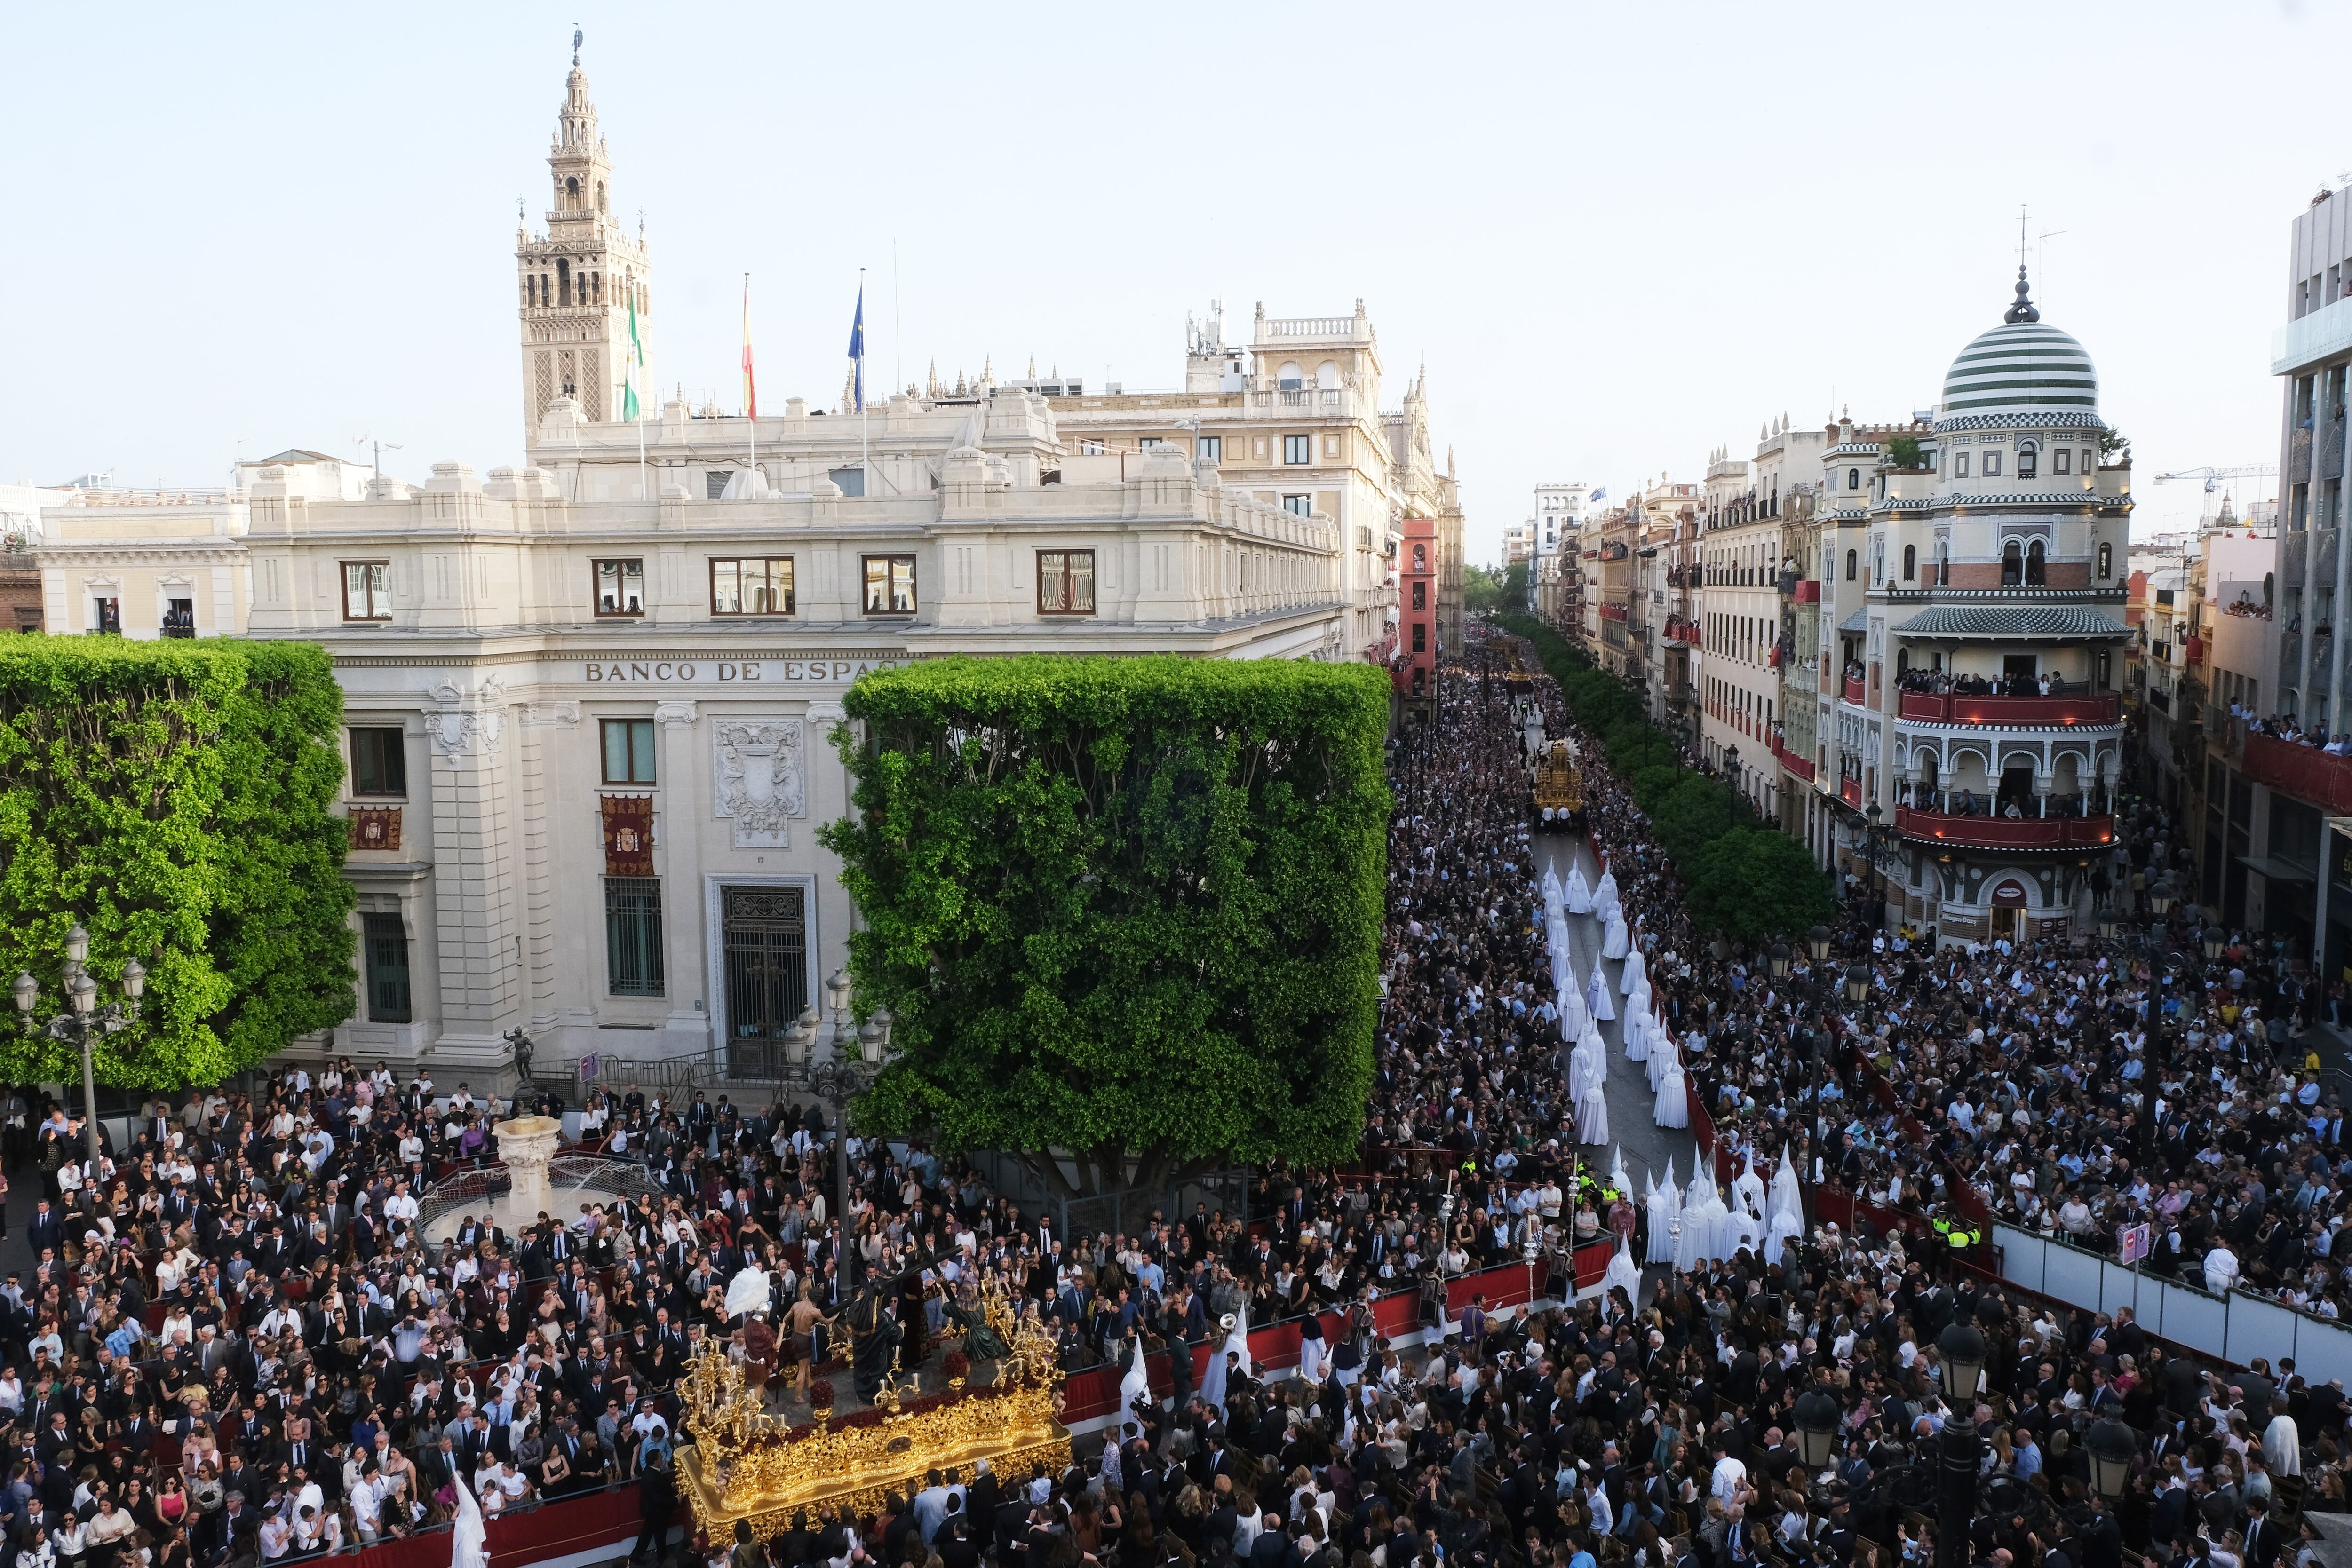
left=1774, top=740, right=1816, bottom=783
left=1894, top=807, right=2116, bottom=852
left=1895, top=692, right=2122, bottom=726
left=1793, top=580, right=1820, bottom=603
left=2242, top=730, right=2352, bottom=814
left=1875, top=586, right=2129, bottom=603
left=2273, top=293, right=2352, bottom=375
left=1843, top=675, right=1867, bottom=705
left=1599, top=604, right=1628, bottom=623
left=1248, top=386, right=1355, bottom=415
left=1840, top=776, right=1862, bottom=808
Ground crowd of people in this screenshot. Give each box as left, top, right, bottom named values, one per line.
left=2237, top=711, right=2352, bottom=756
left=1895, top=670, right=2085, bottom=698
left=7, top=633, right=2352, bottom=1568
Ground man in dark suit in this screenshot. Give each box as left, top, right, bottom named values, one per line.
left=631, top=1450, right=675, bottom=1565
left=2241, top=1499, right=2281, bottom=1568
left=24, top=1204, right=58, bottom=1263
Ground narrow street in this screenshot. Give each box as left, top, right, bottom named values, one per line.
left=1532, top=830, right=1687, bottom=1192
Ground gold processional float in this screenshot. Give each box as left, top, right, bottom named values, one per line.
left=676, top=1276, right=1072, bottom=1531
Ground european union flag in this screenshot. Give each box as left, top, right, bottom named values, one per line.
left=847, top=283, right=866, bottom=413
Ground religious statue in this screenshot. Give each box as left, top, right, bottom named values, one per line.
left=841, top=1274, right=903, bottom=1403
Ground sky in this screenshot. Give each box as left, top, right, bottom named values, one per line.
left=0, top=2, right=2332, bottom=562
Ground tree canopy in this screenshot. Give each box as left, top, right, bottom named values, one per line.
left=0, top=639, right=355, bottom=1088
left=821, top=655, right=1391, bottom=1199
left=1686, top=827, right=1839, bottom=942
left=1465, top=563, right=1529, bottom=618
left=1496, top=615, right=1838, bottom=941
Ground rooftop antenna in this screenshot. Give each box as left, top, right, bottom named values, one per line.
left=352, top=435, right=402, bottom=483
left=2038, top=229, right=2067, bottom=309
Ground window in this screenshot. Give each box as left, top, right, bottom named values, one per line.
left=1982, top=450, right=2003, bottom=477
left=1283, top=435, right=1311, bottom=465
left=1079, top=439, right=1106, bottom=457
left=826, top=467, right=866, bottom=497
left=1283, top=495, right=1312, bottom=517
left=1412, top=581, right=1427, bottom=612
left=342, top=562, right=391, bottom=620
left=1412, top=621, right=1427, bottom=653
left=604, top=877, right=666, bottom=997
left=1197, top=436, right=1223, bottom=462
left=1902, top=545, right=1916, bottom=581
left=1954, top=451, right=1971, bottom=478
left=2080, top=449, right=2094, bottom=473
left=2002, top=540, right=2024, bottom=587
left=2054, top=448, right=2072, bottom=476
left=2026, top=539, right=2046, bottom=586
left=1848, top=468, right=1860, bottom=491
left=91, top=598, right=120, bottom=635
left=1036, top=550, right=1096, bottom=614
left=2098, top=542, right=2113, bottom=579
left=350, top=728, right=407, bottom=796
left=594, top=558, right=645, bottom=616
left=2018, top=445, right=2038, bottom=481
left=361, top=913, right=412, bottom=1024
left=706, top=471, right=731, bottom=501
left=1138, top=437, right=1165, bottom=450
left=711, top=557, right=795, bottom=615
left=601, top=718, right=657, bottom=784
left=1845, top=550, right=1857, bottom=581
left=863, top=555, right=917, bottom=615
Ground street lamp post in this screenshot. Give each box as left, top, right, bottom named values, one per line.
left=781, top=966, right=890, bottom=1304
left=1934, top=1322, right=1987, bottom=1568
left=1792, top=1383, right=1842, bottom=1475
left=12, top=924, right=143, bottom=1172
left=2085, top=1417, right=2136, bottom=1501
left=1798, top=923, right=1834, bottom=1150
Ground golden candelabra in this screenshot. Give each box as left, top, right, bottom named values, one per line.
left=676, top=1277, right=1070, bottom=1532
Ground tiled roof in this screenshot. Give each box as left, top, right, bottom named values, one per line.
left=1893, top=605, right=2130, bottom=637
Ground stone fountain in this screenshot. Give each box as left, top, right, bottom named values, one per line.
left=422, top=1112, right=632, bottom=1243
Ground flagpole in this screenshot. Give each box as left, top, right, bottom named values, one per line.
left=859, top=266, right=870, bottom=497
left=745, top=272, right=755, bottom=486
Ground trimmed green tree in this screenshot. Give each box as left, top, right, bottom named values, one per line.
left=0, top=639, right=355, bottom=1088
left=1685, top=828, right=1839, bottom=942
left=1629, top=764, right=1684, bottom=816
left=1652, top=774, right=1735, bottom=869
left=820, top=655, right=1391, bottom=1199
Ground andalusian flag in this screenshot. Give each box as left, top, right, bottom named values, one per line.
left=622, top=292, right=646, bottom=421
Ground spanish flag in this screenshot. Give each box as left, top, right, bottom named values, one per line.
left=741, top=274, right=757, bottom=420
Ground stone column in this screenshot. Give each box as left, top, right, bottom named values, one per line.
left=516, top=703, right=580, bottom=1028
left=426, top=681, right=523, bottom=1069
left=806, top=699, right=851, bottom=1056
left=654, top=700, right=707, bottom=1054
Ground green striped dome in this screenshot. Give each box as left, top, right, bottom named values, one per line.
left=1940, top=320, right=2098, bottom=421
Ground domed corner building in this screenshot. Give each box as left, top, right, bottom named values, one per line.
left=1858, top=266, right=2133, bottom=949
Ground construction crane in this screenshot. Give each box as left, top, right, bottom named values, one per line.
left=2154, top=464, right=2277, bottom=491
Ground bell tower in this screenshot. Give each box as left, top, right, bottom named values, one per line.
left=517, top=31, right=650, bottom=445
